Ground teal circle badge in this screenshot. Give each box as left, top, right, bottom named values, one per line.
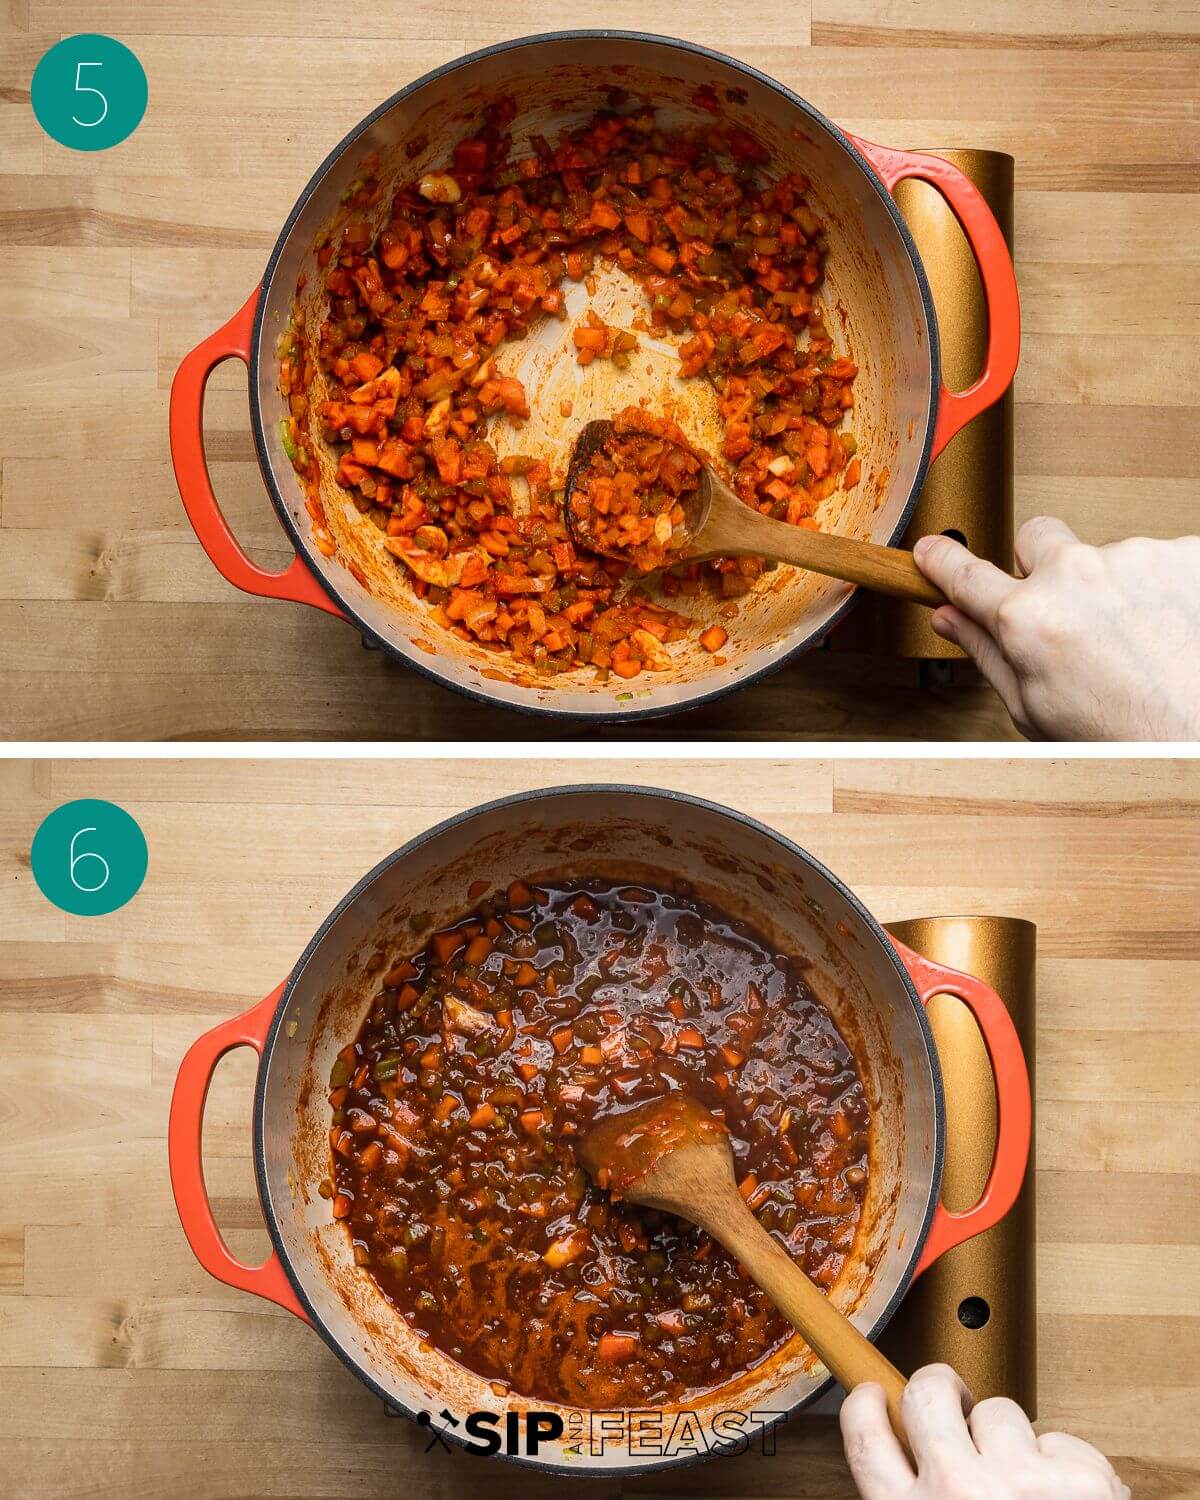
left=31, top=799, right=148, bottom=916
left=31, top=34, right=147, bottom=152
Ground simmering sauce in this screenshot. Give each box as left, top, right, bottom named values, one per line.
left=325, top=877, right=870, bottom=1407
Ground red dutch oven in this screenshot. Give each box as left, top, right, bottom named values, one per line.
left=169, top=787, right=1031, bottom=1473
left=171, top=32, right=1019, bottom=723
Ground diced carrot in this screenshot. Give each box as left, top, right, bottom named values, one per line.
left=431, top=929, right=467, bottom=965
left=351, top=351, right=384, bottom=382
left=677, top=1025, right=705, bottom=1050
left=543, top=1233, right=588, bottom=1268
left=572, top=326, right=608, bottom=352
left=467, top=1101, right=496, bottom=1129
left=464, top=934, right=493, bottom=965
left=745, top=1181, right=772, bottom=1211
left=597, top=1333, right=638, bottom=1363
left=699, top=625, right=728, bottom=653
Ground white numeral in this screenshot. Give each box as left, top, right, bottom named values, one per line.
left=71, top=62, right=108, bottom=128
left=69, top=827, right=110, bottom=893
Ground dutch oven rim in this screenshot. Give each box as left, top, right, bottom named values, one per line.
left=251, top=783, right=946, bottom=1475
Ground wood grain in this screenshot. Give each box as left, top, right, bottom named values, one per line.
left=1, top=1, right=1197, bottom=740
left=0, top=756, right=1197, bottom=1496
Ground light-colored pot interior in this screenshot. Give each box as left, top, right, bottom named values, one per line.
left=255, top=34, right=935, bottom=717
left=256, top=789, right=942, bottom=1471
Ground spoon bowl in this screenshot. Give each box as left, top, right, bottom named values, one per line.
left=579, top=1093, right=913, bottom=1456
left=564, top=419, right=944, bottom=607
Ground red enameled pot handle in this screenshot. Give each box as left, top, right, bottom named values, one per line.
left=169, top=286, right=345, bottom=618
left=848, top=137, right=1021, bottom=462
left=891, top=939, right=1032, bottom=1278
left=168, top=980, right=310, bottom=1321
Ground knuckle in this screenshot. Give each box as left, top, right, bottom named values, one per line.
left=971, top=1395, right=1020, bottom=1426
left=953, top=557, right=989, bottom=597
left=1017, top=514, right=1052, bottom=544
left=904, top=1363, right=957, bottom=1403
left=994, top=592, right=1032, bottom=641
left=1057, top=540, right=1106, bottom=584
left=995, top=591, right=1072, bottom=661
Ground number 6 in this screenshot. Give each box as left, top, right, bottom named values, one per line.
left=72, top=62, right=108, bottom=128
left=69, top=827, right=110, bottom=893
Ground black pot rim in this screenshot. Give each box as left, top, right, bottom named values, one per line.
left=247, top=30, right=941, bottom=725
left=251, top=784, right=946, bottom=1475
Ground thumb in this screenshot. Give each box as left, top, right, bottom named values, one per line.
left=913, top=534, right=1015, bottom=633
left=931, top=607, right=1040, bottom=740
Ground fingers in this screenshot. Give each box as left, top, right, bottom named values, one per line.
left=1015, top=515, right=1079, bottom=576
left=968, top=1396, right=1038, bottom=1460
left=913, top=534, right=1015, bottom=632
left=900, top=1364, right=978, bottom=1466
left=840, top=1383, right=915, bottom=1500
left=929, top=606, right=1038, bottom=738
left=1037, top=1429, right=1124, bottom=1481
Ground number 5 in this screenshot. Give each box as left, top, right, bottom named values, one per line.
left=69, top=827, right=110, bottom=893
left=72, top=62, right=108, bottom=128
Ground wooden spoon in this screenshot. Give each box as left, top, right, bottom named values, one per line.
left=564, top=418, right=943, bottom=608
left=578, top=1093, right=912, bottom=1455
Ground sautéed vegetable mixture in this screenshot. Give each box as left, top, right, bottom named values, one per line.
left=282, top=95, right=860, bottom=682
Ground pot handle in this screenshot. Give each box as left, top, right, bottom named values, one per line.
left=169, top=286, right=345, bottom=618
left=848, top=137, right=1020, bottom=463
left=168, top=980, right=310, bottom=1322
left=890, top=939, right=1032, bottom=1277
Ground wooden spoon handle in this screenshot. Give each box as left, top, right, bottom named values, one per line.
left=699, top=498, right=945, bottom=607
left=772, top=528, right=945, bottom=608
left=707, top=1197, right=912, bottom=1458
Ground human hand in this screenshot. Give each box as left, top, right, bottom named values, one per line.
left=912, top=520, right=1200, bottom=741
left=840, top=1364, right=1129, bottom=1500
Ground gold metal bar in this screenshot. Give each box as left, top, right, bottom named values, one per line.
left=879, top=916, right=1036, bottom=1415
left=843, top=150, right=1015, bottom=659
